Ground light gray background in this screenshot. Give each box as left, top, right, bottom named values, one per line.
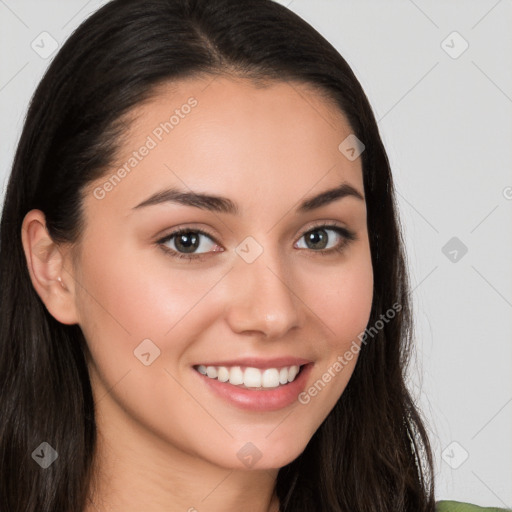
left=1, top=0, right=511, bottom=507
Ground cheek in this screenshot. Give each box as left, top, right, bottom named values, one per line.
left=297, top=243, right=373, bottom=407
left=305, top=245, right=374, bottom=346
left=74, top=235, right=231, bottom=377
left=74, top=239, right=226, bottom=441
left=78, top=221, right=190, bottom=320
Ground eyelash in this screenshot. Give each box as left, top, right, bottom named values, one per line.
left=156, top=222, right=357, bottom=262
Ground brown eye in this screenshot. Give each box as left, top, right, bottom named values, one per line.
left=157, top=228, right=221, bottom=261
left=157, top=223, right=356, bottom=262
left=295, top=224, right=357, bottom=255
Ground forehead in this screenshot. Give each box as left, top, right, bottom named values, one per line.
left=119, top=74, right=356, bottom=160
left=84, top=75, right=364, bottom=218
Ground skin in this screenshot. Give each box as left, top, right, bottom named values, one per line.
left=21, top=76, right=373, bottom=512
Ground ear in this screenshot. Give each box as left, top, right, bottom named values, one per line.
left=21, top=209, right=80, bottom=325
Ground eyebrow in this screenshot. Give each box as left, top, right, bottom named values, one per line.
left=132, top=181, right=364, bottom=215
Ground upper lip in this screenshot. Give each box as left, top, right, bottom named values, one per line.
left=193, top=357, right=312, bottom=369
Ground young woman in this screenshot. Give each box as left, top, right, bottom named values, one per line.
left=0, top=1, right=507, bottom=511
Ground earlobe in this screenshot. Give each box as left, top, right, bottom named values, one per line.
left=20, top=209, right=79, bottom=325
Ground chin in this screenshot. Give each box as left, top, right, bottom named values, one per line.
left=219, top=436, right=309, bottom=471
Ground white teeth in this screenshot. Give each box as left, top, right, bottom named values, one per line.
left=217, top=366, right=230, bottom=382
left=195, top=364, right=303, bottom=388
left=262, top=368, right=280, bottom=388
left=287, top=365, right=299, bottom=382
left=229, top=366, right=244, bottom=385
left=244, top=367, right=261, bottom=387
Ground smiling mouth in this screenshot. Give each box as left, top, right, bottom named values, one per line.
left=193, top=363, right=307, bottom=389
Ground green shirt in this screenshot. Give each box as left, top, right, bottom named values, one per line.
left=437, top=501, right=512, bottom=511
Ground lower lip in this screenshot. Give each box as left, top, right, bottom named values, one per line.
left=193, top=363, right=314, bottom=412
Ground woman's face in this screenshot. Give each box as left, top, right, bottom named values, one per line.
left=72, top=76, right=373, bottom=470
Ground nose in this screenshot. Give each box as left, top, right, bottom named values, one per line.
left=224, top=247, right=302, bottom=339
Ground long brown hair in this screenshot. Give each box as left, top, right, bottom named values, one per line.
left=0, top=0, right=436, bottom=510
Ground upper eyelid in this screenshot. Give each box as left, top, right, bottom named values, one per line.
left=158, top=221, right=354, bottom=246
